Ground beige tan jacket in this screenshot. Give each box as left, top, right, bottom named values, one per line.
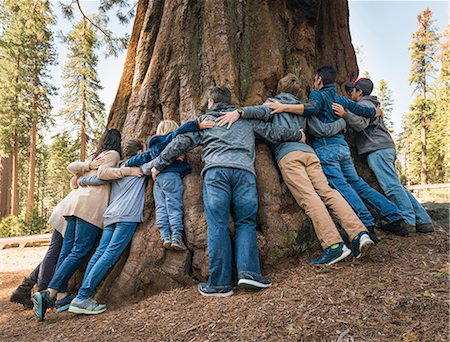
left=62, top=150, right=121, bottom=228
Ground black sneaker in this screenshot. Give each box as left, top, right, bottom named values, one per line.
left=55, top=295, right=75, bottom=313
left=380, top=220, right=409, bottom=236
left=237, top=272, right=272, bottom=290
left=32, top=290, right=54, bottom=321
left=351, top=231, right=374, bottom=258
left=10, top=277, right=35, bottom=309
left=416, top=223, right=434, bottom=233
left=197, top=283, right=233, bottom=297
left=366, top=226, right=379, bottom=244
left=309, top=243, right=351, bottom=265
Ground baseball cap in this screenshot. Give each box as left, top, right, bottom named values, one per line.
left=345, top=78, right=374, bottom=95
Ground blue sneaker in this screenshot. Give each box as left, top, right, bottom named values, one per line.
left=197, top=283, right=234, bottom=297
left=55, top=295, right=76, bottom=313
left=68, top=298, right=107, bottom=315
left=237, top=272, right=272, bottom=290
left=32, top=290, right=54, bottom=321
left=352, top=231, right=374, bottom=258
left=309, top=243, right=351, bottom=265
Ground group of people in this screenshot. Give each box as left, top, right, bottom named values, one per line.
left=10, top=65, right=433, bottom=321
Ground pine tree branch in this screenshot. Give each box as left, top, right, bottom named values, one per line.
left=75, top=0, right=111, bottom=39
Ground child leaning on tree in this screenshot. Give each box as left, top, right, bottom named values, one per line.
left=125, top=117, right=215, bottom=250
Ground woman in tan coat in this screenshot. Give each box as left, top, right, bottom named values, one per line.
left=32, top=129, right=122, bottom=321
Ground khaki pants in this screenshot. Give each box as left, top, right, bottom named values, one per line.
left=279, top=151, right=367, bottom=249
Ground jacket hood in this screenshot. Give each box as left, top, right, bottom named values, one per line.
left=206, top=102, right=236, bottom=117
left=272, top=93, right=301, bottom=104
left=361, top=95, right=380, bottom=107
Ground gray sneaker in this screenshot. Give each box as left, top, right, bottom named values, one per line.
left=171, top=237, right=187, bottom=251
left=68, top=298, right=107, bottom=315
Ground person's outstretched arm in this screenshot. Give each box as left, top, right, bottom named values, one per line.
left=337, top=96, right=376, bottom=118
left=77, top=175, right=112, bottom=187
left=307, top=115, right=346, bottom=137
left=141, top=132, right=202, bottom=176
left=126, top=150, right=153, bottom=167
left=263, top=90, right=323, bottom=117
left=332, top=103, right=370, bottom=132
left=251, top=121, right=304, bottom=144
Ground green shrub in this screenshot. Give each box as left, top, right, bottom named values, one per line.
left=0, top=216, right=26, bottom=237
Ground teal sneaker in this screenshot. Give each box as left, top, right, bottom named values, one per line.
left=352, top=231, right=374, bottom=258
left=55, top=295, right=75, bottom=312
left=310, top=243, right=351, bottom=265
left=32, top=290, right=54, bottom=321
left=68, top=298, right=107, bottom=315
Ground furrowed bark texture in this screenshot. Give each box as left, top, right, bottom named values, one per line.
left=95, top=0, right=359, bottom=304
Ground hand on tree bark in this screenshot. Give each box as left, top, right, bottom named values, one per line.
left=217, top=110, right=240, bottom=129
left=332, top=103, right=346, bottom=117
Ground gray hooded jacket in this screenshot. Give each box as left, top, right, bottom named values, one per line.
left=142, top=102, right=303, bottom=176
left=241, top=93, right=347, bottom=163
left=343, top=95, right=395, bottom=155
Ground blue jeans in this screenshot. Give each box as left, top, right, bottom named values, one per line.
left=203, top=167, right=261, bottom=288
left=367, top=148, right=431, bottom=226
left=76, top=222, right=138, bottom=300
left=315, top=144, right=403, bottom=227
left=153, top=172, right=184, bottom=240
left=48, top=216, right=100, bottom=293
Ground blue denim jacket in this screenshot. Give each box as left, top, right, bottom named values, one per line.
left=126, top=119, right=200, bottom=177
left=307, top=84, right=376, bottom=149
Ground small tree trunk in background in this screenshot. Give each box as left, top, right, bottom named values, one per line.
left=11, top=133, right=19, bottom=216
left=25, top=117, right=38, bottom=223
left=80, top=89, right=87, bottom=161
left=420, top=122, right=428, bottom=185
left=88, top=0, right=360, bottom=305
left=0, top=157, right=12, bottom=218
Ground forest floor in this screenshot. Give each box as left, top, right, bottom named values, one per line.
left=0, top=225, right=448, bottom=341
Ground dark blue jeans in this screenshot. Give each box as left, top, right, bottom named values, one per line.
left=28, top=230, right=63, bottom=291
left=367, top=148, right=431, bottom=226
left=48, top=216, right=100, bottom=293
left=203, top=167, right=261, bottom=288
left=76, top=222, right=137, bottom=300
left=153, top=172, right=184, bottom=240
left=315, top=144, right=403, bottom=227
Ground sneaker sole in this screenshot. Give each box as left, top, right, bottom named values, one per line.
left=56, top=304, right=70, bottom=313
left=197, top=288, right=234, bottom=298
left=237, top=279, right=272, bottom=290
left=68, top=305, right=107, bottom=315
left=171, top=244, right=187, bottom=251
left=357, top=239, right=374, bottom=259
left=326, top=248, right=352, bottom=265
left=32, top=293, right=44, bottom=321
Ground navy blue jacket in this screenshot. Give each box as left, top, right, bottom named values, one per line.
left=126, top=119, right=201, bottom=177
left=306, top=84, right=376, bottom=149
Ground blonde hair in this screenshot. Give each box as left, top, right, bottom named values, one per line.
left=156, top=120, right=179, bottom=135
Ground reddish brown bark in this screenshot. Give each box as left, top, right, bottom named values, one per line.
left=25, top=117, right=37, bottom=223
left=0, top=157, right=12, bottom=218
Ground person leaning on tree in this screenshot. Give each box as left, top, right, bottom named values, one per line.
left=217, top=73, right=374, bottom=266
left=141, top=86, right=306, bottom=297
left=332, top=77, right=433, bottom=235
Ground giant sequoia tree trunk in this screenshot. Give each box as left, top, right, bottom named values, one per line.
left=96, top=0, right=359, bottom=304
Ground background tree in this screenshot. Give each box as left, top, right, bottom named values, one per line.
left=375, top=79, right=394, bottom=132
left=408, top=8, right=439, bottom=184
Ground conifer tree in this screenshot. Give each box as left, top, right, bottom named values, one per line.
left=375, top=79, right=394, bottom=132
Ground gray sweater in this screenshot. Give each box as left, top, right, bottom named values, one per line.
left=78, top=173, right=147, bottom=227
left=343, top=95, right=395, bottom=155
left=241, top=93, right=347, bottom=163
left=142, top=102, right=303, bottom=176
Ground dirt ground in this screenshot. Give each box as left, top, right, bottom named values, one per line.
left=0, top=226, right=448, bottom=342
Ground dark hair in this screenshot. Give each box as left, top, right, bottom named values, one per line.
left=316, top=65, right=337, bottom=85
left=277, top=74, right=301, bottom=96
left=124, top=139, right=144, bottom=158
left=92, top=128, right=122, bottom=159
left=208, top=86, right=232, bottom=104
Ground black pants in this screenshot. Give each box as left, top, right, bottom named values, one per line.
left=27, top=230, right=63, bottom=291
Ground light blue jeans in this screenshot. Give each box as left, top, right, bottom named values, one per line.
left=367, top=148, right=431, bottom=226
left=153, top=172, right=184, bottom=240
left=76, top=222, right=137, bottom=300
left=315, top=144, right=404, bottom=227
left=203, top=167, right=261, bottom=288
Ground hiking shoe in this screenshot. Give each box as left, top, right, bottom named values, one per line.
left=351, top=231, right=374, bottom=258
left=68, top=298, right=107, bottom=315
left=171, top=237, right=187, bottom=251
left=55, top=295, right=75, bottom=313
left=32, top=290, right=54, bottom=321
left=380, top=220, right=409, bottom=237
left=416, top=223, right=434, bottom=233
left=404, top=224, right=417, bottom=235
left=367, top=225, right=379, bottom=244
left=162, top=237, right=172, bottom=249
left=237, top=272, right=272, bottom=290
left=10, top=277, right=35, bottom=309
left=309, top=243, right=351, bottom=265
left=197, top=283, right=233, bottom=297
